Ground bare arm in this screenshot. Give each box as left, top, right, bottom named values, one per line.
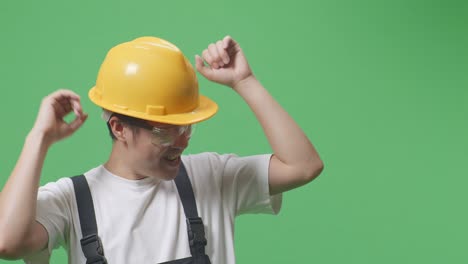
left=196, top=36, right=323, bottom=195
left=0, top=90, right=87, bottom=259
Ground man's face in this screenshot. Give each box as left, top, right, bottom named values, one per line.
left=124, top=121, right=191, bottom=181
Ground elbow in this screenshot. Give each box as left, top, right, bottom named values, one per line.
left=303, top=159, right=324, bottom=184
left=0, top=241, right=23, bottom=260
left=0, top=232, right=26, bottom=260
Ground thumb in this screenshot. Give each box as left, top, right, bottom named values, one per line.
left=195, top=55, right=215, bottom=80
left=66, top=114, right=88, bottom=136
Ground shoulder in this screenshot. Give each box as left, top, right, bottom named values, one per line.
left=181, top=152, right=243, bottom=172
left=38, top=177, right=73, bottom=199
left=37, top=166, right=102, bottom=200
left=182, top=151, right=233, bottom=164
left=182, top=152, right=272, bottom=175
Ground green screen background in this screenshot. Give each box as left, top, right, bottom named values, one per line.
left=1, top=0, right=467, bottom=263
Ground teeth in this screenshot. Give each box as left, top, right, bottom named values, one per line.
left=167, top=154, right=179, bottom=161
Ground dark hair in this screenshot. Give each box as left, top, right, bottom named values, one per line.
left=106, top=113, right=152, bottom=140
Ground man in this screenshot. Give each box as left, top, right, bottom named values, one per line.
left=0, top=35, right=323, bottom=263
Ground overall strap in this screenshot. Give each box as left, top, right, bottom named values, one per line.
left=71, top=175, right=107, bottom=264
left=174, top=163, right=210, bottom=263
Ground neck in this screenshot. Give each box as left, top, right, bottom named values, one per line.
left=104, top=144, right=147, bottom=180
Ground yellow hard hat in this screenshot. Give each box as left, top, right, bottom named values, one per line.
left=89, top=36, right=218, bottom=125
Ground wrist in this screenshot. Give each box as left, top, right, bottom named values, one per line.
left=27, top=129, right=54, bottom=149
left=232, top=74, right=258, bottom=93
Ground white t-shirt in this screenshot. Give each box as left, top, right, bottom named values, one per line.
left=24, top=152, right=282, bottom=264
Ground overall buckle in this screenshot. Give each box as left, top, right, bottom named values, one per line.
left=186, top=217, right=207, bottom=255
left=80, top=234, right=107, bottom=264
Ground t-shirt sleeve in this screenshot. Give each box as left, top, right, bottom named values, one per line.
left=219, top=153, right=282, bottom=216
left=25, top=178, right=73, bottom=261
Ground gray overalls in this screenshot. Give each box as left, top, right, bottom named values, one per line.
left=71, top=163, right=211, bottom=264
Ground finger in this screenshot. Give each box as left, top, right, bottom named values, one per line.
left=63, top=113, right=88, bottom=137
left=69, top=113, right=88, bottom=131
left=223, top=35, right=233, bottom=49
left=70, top=98, right=84, bottom=117
left=51, top=97, right=69, bottom=118
left=223, top=35, right=241, bottom=56
left=202, top=49, right=214, bottom=67
left=195, top=55, right=215, bottom=80
left=57, top=96, right=84, bottom=117
left=57, top=97, right=81, bottom=108
left=216, top=40, right=230, bottom=65
left=49, top=90, right=80, bottom=113
left=50, top=89, right=81, bottom=102
left=208, top=43, right=221, bottom=69
left=63, top=103, right=72, bottom=114
left=55, top=98, right=76, bottom=117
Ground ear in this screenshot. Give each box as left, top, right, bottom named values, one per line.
left=108, top=116, right=128, bottom=142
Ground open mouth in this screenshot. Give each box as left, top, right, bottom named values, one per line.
left=166, top=154, right=180, bottom=161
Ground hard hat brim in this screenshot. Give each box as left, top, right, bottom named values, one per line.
left=89, top=87, right=218, bottom=125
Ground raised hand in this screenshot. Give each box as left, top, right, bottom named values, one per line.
left=31, top=89, right=88, bottom=145
left=195, top=36, right=254, bottom=90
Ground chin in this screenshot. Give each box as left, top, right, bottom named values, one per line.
left=161, top=174, right=178, bottom=181
left=156, top=170, right=178, bottom=181
left=150, top=166, right=180, bottom=181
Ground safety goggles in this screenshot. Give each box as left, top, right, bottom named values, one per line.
left=108, top=112, right=193, bottom=147
left=129, top=121, right=193, bottom=147
left=148, top=124, right=193, bottom=147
